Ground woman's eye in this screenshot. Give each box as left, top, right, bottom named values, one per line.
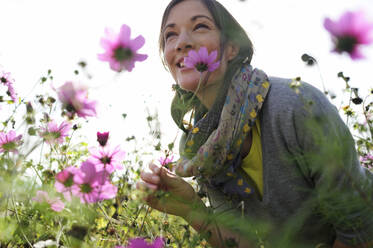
left=194, top=23, right=209, bottom=31
left=165, top=32, right=176, bottom=41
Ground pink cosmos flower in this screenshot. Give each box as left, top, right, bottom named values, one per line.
left=116, top=237, right=164, bottom=248
left=39, top=120, right=71, bottom=145
left=0, top=130, right=22, bottom=154
left=32, top=190, right=65, bottom=212
left=324, top=11, right=373, bottom=60
left=0, top=70, right=17, bottom=102
left=97, top=131, right=109, bottom=147
left=360, top=154, right=373, bottom=169
left=88, top=145, right=125, bottom=174
left=184, top=47, right=220, bottom=73
left=55, top=166, right=79, bottom=201
left=57, top=81, right=97, bottom=119
left=72, top=160, right=117, bottom=203
left=158, top=155, right=174, bottom=166
left=98, top=24, right=148, bottom=72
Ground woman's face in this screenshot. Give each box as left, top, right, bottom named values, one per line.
left=162, top=0, right=233, bottom=92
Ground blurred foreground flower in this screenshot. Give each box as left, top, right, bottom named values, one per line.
left=39, top=120, right=71, bottom=145
left=0, top=130, right=22, bottom=154
left=32, top=190, right=65, bottom=212
left=98, top=24, right=148, bottom=72
left=324, top=10, right=373, bottom=60
left=116, top=237, right=164, bottom=248
left=57, top=81, right=97, bottom=119
left=158, top=155, right=174, bottom=166
left=97, top=131, right=109, bottom=147
left=184, top=47, right=220, bottom=73
left=361, top=154, right=373, bottom=170
left=72, top=160, right=117, bottom=203
left=0, top=70, right=17, bottom=102
left=88, top=145, right=125, bottom=173
left=55, top=166, right=79, bottom=201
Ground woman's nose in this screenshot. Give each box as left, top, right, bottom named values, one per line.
left=175, top=31, right=193, bottom=52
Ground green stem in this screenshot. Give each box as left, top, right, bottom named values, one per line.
left=63, top=128, right=76, bottom=166
left=30, top=161, right=44, bottom=183
left=206, top=191, right=225, bottom=246
left=138, top=205, right=152, bottom=236
left=11, top=193, right=33, bottom=247
left=362, top=96, right=373, bottom=144
left=98, top=202, right=121, bottom=242
left=56, top=220, right=65, bottom=247
left=123, top=204, right=143, bottom=241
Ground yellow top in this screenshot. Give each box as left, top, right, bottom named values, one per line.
left=241, top=119, right=263, bottom=196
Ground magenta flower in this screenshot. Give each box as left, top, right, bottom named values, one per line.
left=116, top=237, right=164, bottom=248
left=361, top=154, right=373, bottom=169
left=324, top=11, right=373, bottom=60
left=39, top=120, right=71, bottom=145
left=0, top=130, right=22, bottom=154
left=158, top=155, right=174, bottom=166
left=184, top=47, right=220, bottom=73
left=55, top=166, right=79, bottom=201
left=88, top=145, right=125, bottom=173
left=32, top=190, right=65, bottom=212
left=72, top=160, right=117, bottom=203
left=0, top=70, right=17, bottom=102
left=97, top=131, right=109, bottom=147
left=98, top=24, right=148, bottom=72
left=57, top=81, right=97, bottom=119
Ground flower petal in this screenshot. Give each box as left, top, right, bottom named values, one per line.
left=187, top=49, right=198, bottom=62
left=199, top=47, right=208, bottom=61
left=130, top=35, right=145, bottom=51
left=128, top=238, right=148, bottom=248
left=208, top=61, right=220, bottom=72
left=152, top=237, right=165, bottom=248
left=134, top=53, right=148, bottom=62
left=207, top=50, right=218, bottom=64
left=50, top=199, right=65, bottom=212
left=119, top=24, right=131, bottom=44
left=184, top=56, right=195, bottom=69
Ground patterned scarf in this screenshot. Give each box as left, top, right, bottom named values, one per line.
left=174, top=64, right=270, bottom=200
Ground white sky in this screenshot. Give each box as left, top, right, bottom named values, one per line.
left=0, top=0, right=373, bottom=155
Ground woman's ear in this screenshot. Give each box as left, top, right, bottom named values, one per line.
left=225, top=42, right=240, bottom=61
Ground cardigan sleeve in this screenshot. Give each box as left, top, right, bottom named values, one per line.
left=287, top=82, right=373, bottom=246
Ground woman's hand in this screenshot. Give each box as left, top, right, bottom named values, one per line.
left=136, top=162, right=206, bottom=219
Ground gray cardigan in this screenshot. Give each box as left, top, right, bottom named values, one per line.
left=204, top=77, right=373, bottom=247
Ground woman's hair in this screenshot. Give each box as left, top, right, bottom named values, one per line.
left=159, top=0, right=254, bottom=132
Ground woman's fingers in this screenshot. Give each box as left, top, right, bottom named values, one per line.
left=149, top=162, right=161, bottom=174
left=140, top=171, right=160, bottom=184
left=136, top=181, right=158, bottom=191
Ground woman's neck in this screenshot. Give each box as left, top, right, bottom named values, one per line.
left=195, top=79, right=222, bottom=110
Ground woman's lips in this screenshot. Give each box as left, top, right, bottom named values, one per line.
left=179, top=66, right=192, bottom=72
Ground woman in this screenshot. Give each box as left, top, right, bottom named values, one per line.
left=136, top=0, right=373, bottom=247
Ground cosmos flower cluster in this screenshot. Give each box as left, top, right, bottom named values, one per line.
left=54, top=131, right=124, bottom=204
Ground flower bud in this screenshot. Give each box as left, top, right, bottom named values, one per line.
left=97, top=131, right=109, bottom=146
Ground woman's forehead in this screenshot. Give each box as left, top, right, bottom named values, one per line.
left=164, top=0, right=213, bottom=27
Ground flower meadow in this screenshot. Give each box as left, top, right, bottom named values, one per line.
left=0, top=7, right=373, bottom=248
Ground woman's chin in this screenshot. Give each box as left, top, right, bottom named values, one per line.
left=178, top=80, right=201, bottom=92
